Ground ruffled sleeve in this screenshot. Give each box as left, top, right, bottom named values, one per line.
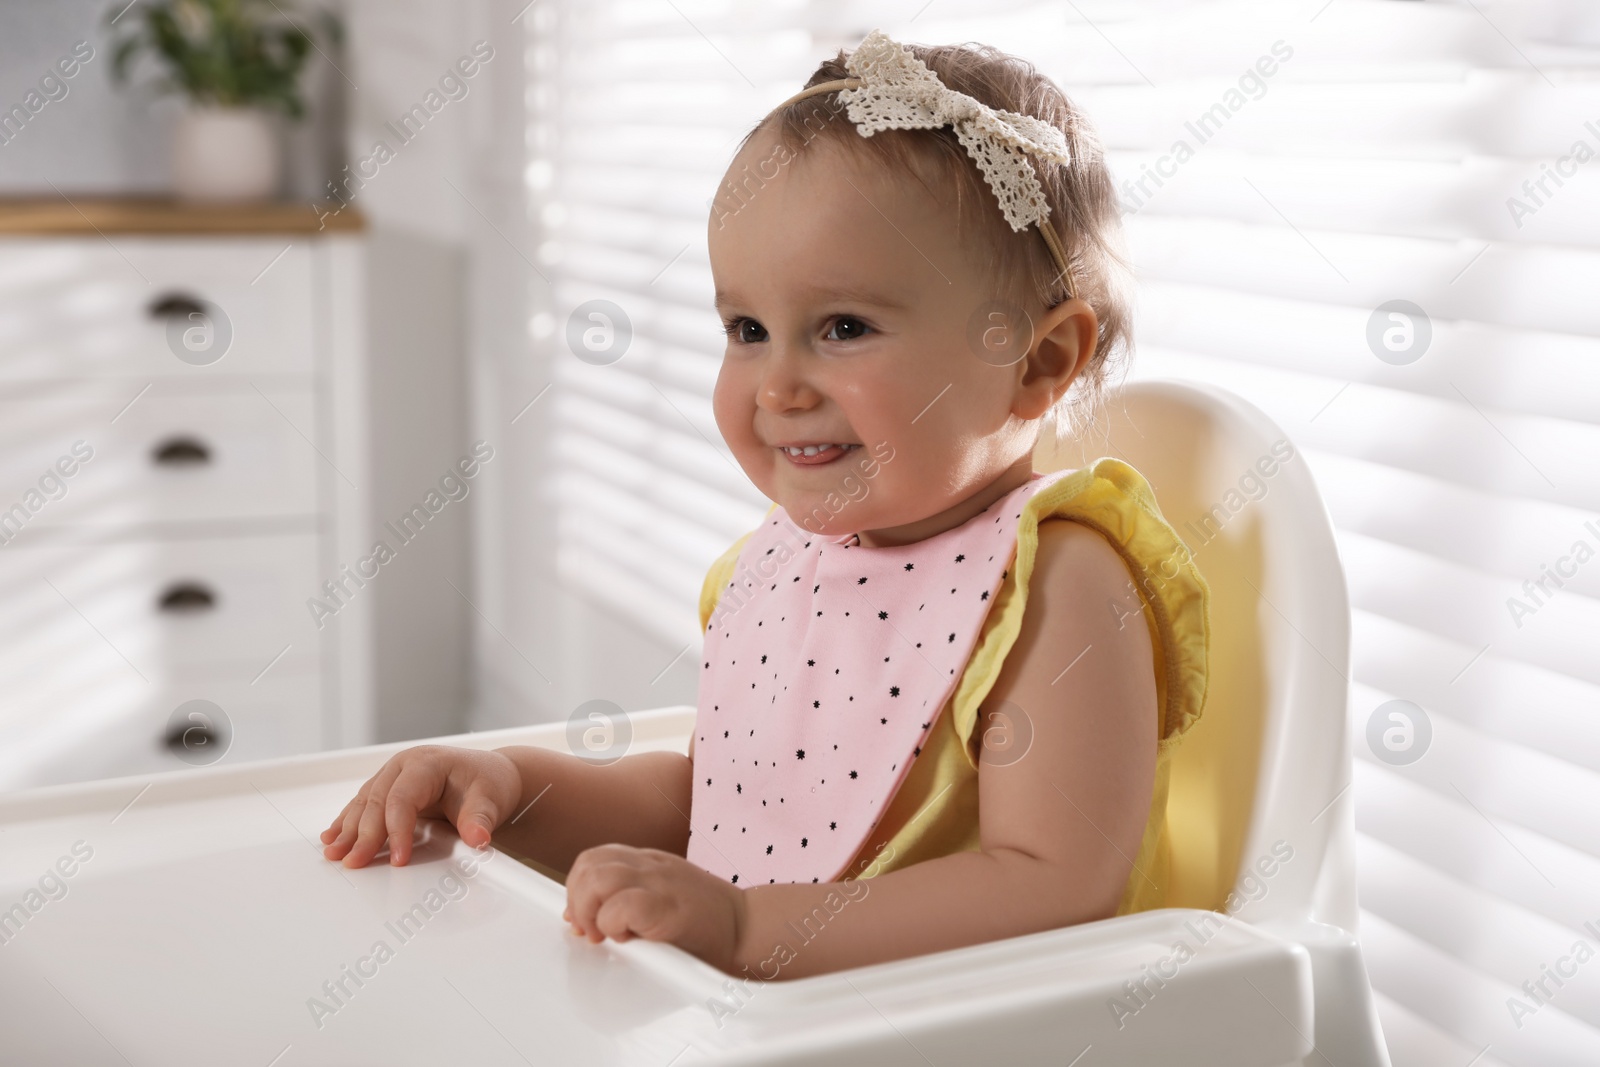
left=952, top=457, right=1211, bottom=756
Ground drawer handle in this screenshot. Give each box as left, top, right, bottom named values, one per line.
left=164, top=717, right=220, bottom=757
left=151, top=436, right=212, bottom=466
left=158, top=582, right=216, bottom=613
left=149, top=293, right=207, bottom=319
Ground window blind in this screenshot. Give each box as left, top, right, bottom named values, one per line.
left=524, top=2, right=1600, bottom=1060
left=522, top=2, right=825, bottom=649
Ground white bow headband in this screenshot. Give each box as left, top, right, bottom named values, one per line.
left=773, top=29, right=1076, bottom=297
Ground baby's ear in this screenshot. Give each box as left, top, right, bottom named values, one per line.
left=1015, top=297, right=1097, bottom=419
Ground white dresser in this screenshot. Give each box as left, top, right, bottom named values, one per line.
left=0, top=200, right=373, bottom=790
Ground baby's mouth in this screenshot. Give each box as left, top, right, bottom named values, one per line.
left=775, top=442, right=860, bottom=467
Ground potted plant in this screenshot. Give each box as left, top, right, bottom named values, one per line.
left=107, top=0, right=339, bottom=201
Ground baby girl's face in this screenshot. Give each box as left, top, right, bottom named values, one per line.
left=708, top=128, right=1046, bottom=545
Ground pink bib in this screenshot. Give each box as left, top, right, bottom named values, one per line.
left=688, top=470, right=1072, bottom=886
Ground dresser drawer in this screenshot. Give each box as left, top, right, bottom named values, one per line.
left=0, top=534, right=328, bottom=682
left=0, top=381, right=321, bottom=529
left=0, top=669, right=323, bottom=791
left=0, top=238, right=316, bottom=380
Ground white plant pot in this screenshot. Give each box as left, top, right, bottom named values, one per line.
left=172, top=106, right=282, bottom=202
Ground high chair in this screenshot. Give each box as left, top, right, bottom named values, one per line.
left=0, top=379, right=1388, bottom=1066
left=1039, top=377, right=1393, bottom=1067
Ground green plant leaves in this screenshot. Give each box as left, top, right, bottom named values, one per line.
left=104, top=0, right=339, bottom=119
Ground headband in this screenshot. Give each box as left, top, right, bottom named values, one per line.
left=773, top=29, right=1077, bottom=299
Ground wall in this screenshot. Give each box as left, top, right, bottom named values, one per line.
left=335, top=0, right=485, bottom=739
left=0, top=0, right=340, bottom=198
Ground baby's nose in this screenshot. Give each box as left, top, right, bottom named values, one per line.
left=756, top=346, right=822, bottom=412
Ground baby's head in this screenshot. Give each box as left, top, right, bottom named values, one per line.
left=708, top=34, right=1132, bottom=543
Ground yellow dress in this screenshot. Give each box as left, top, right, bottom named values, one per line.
left=696, top=458, right=1210, bottom=916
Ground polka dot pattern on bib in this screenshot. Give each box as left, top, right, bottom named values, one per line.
left=687, top=471, right=1071, bottom=885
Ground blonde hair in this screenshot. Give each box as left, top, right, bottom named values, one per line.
left=744, top=39, right=1135, bottom=443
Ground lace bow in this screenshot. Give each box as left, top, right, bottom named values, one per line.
left=837, top=29, right=1072, bottom=233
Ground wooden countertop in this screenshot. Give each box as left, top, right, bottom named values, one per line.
left=0, top=196, right=366, bottom=235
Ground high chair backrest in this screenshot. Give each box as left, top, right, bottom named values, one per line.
left=1036, top=378, right=1352, bottom=925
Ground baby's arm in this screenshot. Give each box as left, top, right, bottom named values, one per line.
left=322, top=744, right=692, bottom=873
left=493, top=748, right=693, bottom=873
left=726, top=519, right=1159, bottom=978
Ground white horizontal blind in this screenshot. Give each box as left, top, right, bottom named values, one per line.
left=528, top=1, right=1600, bottom=1060
left=525, top=2, right=831, bottom=647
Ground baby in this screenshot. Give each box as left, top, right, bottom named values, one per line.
left=323, top=30, right=1208, bottom=981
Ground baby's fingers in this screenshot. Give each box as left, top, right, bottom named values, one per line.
left=382, top=761, right=448, bottom=866
left=565, top=846, right=637, bottom=941
left=321, top=789, right=366, bottom=843
left=450, top=780, right=506, bottom=850
left=341, top=762, right=409, bottom=868
left=321, top=783, right=376, bottom=859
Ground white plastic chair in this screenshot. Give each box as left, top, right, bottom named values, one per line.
left=1033, top=376, right=1392, bottom=1067
left=0, top=379, right=1390, bottom=1066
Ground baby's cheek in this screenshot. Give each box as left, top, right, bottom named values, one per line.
left=734, top=442, right=779, bottom=502
left=709, top=373, right=745, bottom=445
left=711, top=393, right=769, bottom=482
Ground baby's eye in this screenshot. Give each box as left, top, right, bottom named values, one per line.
left=825, top=316, right=871, bottom=342
left=724, top=317, right=769, bottom=344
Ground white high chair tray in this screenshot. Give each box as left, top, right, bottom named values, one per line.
left=0, top=707, right=1312, bottom=1066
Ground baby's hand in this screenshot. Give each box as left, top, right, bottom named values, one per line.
left=563, top=844, right=745, bottom=974
left=320, top=746, right=522, bottom=868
